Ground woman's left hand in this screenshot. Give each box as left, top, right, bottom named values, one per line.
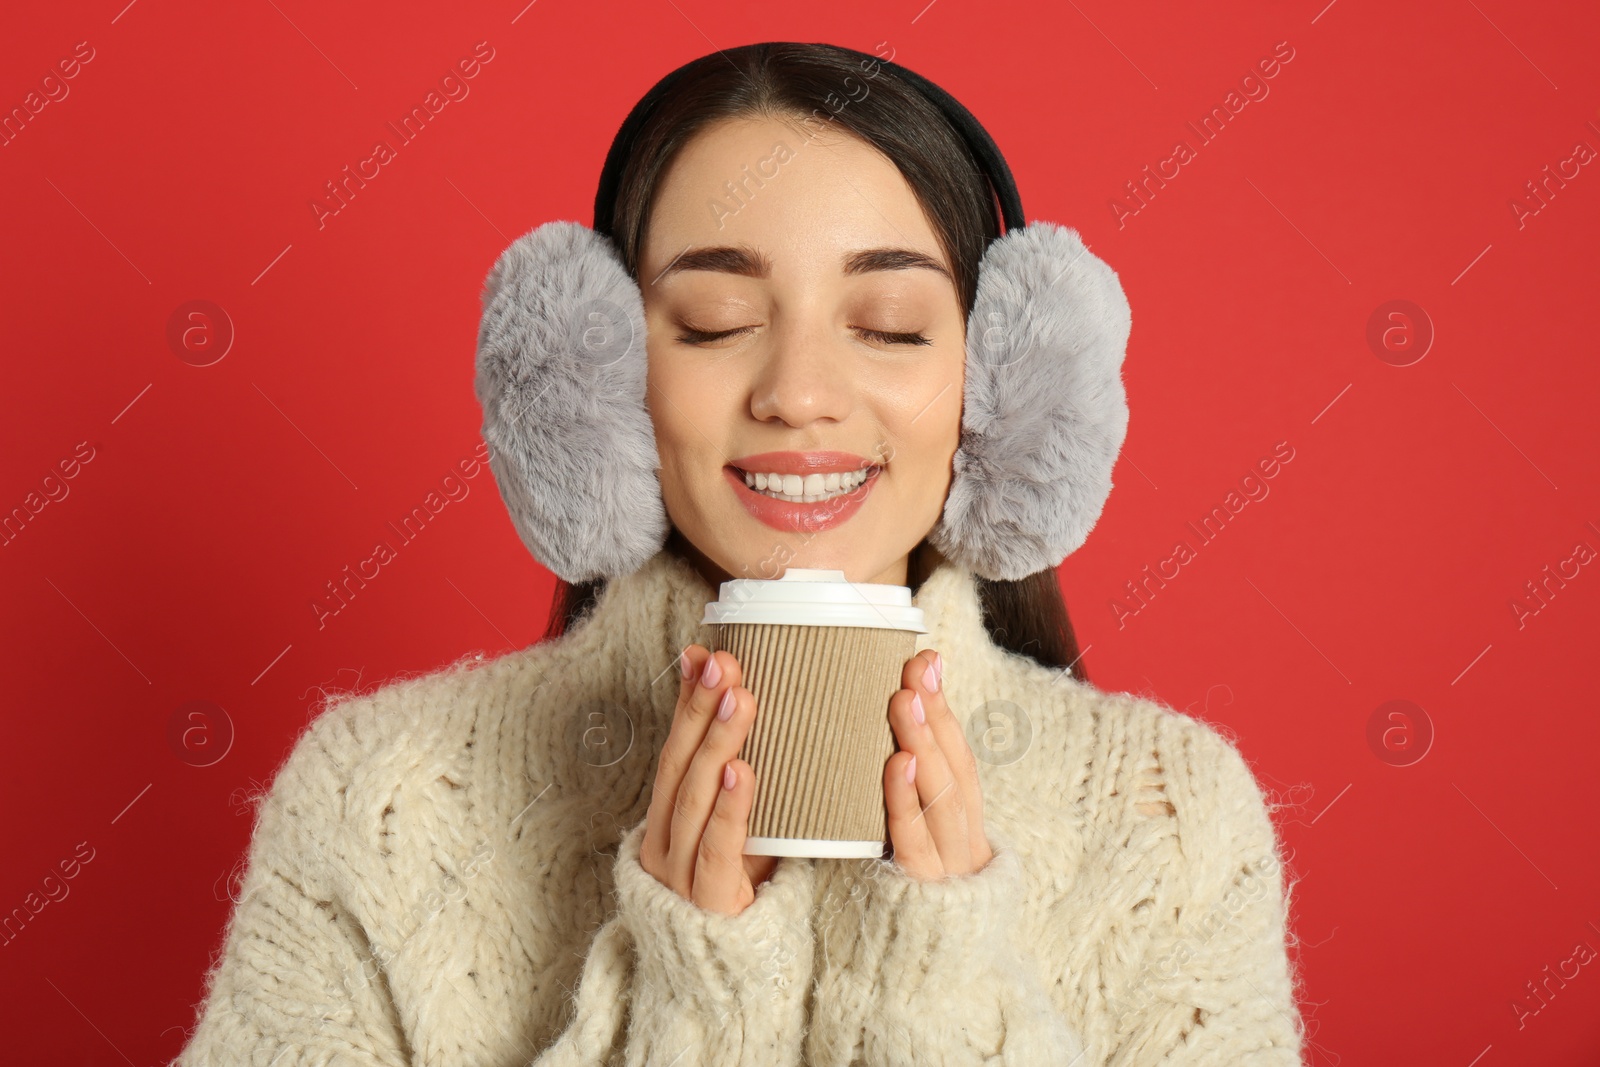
left=884, top=648, right=995, bottom=880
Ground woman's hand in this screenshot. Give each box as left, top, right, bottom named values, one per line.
left=884, top=648, right=995, bottom=880
left=639, top=644, right=778, bottom=916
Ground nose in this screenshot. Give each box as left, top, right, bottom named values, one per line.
left=747, top=318, right=853, bottom=428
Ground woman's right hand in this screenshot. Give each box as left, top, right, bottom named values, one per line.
left=639, top=644, right=779, bottom=916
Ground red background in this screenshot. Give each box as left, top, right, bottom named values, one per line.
left=3, top=1, right=1597, bottom=1063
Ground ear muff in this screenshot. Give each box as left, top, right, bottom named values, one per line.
left=931, top=221, right=1130, bottom=581
left=474, top=43, right=1131, bottom=584
left=474, top=221, right=664, bottom=585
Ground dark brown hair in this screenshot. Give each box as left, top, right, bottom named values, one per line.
left=544, top=42, right=1089, bottom=684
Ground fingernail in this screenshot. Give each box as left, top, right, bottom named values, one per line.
left=911, top=692, right=925, bottom=725
left=723, top=763, right=737, bottom=790
left=717, top=689, right=735, bottom=721
left=922, top=661, right=940, bottom=693
left=905, top=755, right=917, bottom=784
left=701, top=654, right=722, bottom=688
left=934, top=651, right=944, bottom=684
left=680, top=650, right=692, bottom=679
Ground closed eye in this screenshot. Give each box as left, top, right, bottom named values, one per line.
left=673, top=325, right=753, bottom=345
left=857, top=328, right=933, bottom=346
left=673, top=325, right=932, bottom=346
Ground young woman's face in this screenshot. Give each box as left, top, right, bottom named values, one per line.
left=640, top=115, right=966, bottom=588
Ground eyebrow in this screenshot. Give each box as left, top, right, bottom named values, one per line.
left=651, top=244, right=951, bottom=284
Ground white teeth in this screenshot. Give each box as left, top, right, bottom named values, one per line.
left=741, top=466, right=875, bottom=503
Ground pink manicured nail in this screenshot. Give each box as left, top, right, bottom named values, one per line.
left=905, top=755, right=917, bottom=784
left=680, top=650, right=692, bottom=679
left=701, top=654, right=722, bottom=688
left=922, top=661, right=940, bottom=693
left=934, top=651, right=944, bottom=684
left=723, top=764, right=737, bottom=790
left=717, top=689, right=735, bottom=721
left=911, top=692, right=925, bottom=725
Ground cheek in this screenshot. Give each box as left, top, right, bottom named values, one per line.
left=876, top=355, right=960, bottom=511
left=646, top=354, right=734, bottom=477
left=643, top=357, right=687, bottom=476
left=889, top=354, right=964, bottom=474
left=902, top=411, right=959, bottom=490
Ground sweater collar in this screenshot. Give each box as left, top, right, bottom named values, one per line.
left=561, top=546, right=1004, bottom=729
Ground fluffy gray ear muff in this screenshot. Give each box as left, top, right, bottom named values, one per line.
left=929, top=222, right=1132, bottom=582
left=474, top=220, right=668, bottom=584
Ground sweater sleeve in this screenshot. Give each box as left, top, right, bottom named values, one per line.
left=807, top=823, right=1088, bottom=1067
left=1104, top=724, right=1306, bottom=1064
left=171, top=704, right=414, bottom=1067
left=531, top=817, right=819, bottom=1067
left=174, top=709, right=820, bottom=1067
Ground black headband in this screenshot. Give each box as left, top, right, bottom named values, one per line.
left=591, top=42, right=1027, bottom=242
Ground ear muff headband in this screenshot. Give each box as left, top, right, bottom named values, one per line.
left=474, top=42, right=1132, bottom=584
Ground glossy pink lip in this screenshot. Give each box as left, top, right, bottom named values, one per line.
left=723, top=456, right=883, bottom=533
left=727, top=450, right=879, bottom=476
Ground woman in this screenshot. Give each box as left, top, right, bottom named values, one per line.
left=174, top=43, right=1305, bottom=1067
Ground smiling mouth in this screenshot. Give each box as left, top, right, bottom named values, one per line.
left=728, top=464, right=883, bottom=504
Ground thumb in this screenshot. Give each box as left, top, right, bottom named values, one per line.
left=744, top=852, right=778, bottom=889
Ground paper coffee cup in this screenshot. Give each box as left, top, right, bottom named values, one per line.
left=701, top=568, right=927, bottom=859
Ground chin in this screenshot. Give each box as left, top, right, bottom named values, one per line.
left=682, top=495, right=910, bottom=584
left=698, top=530, right=830, bottom=583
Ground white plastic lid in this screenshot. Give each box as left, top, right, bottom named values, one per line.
left=701, top=568, right=928, bottom=632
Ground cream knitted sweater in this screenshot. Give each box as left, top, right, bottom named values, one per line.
left=173, top=548, right=1305, bottom=1066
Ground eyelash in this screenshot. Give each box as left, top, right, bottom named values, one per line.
left=674, top=325, right=933, bottom=347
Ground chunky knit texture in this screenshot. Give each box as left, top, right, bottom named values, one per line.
left=173, top=548, right=1306, bottom=1066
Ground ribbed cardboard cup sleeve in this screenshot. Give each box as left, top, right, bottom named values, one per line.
left=710, top=622, right=916, bottom=850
